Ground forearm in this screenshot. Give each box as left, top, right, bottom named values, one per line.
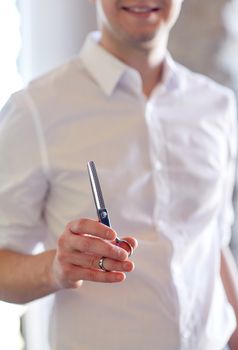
left=0, top=249, right=59, bottom=304
left=221, top=246, right=238, bottom=350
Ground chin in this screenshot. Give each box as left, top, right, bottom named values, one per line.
left=125, top=32, right=159, bottom=47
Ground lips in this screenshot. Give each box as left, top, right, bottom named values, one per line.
left=121, top=4, right=161, bottom=14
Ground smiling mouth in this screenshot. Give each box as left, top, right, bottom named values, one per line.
left=121, top=6, right=161, bottom=14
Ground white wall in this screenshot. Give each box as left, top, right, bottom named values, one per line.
left=18, top=0, right=97, bottom=83
left=0, top=3, right=25, bottom=349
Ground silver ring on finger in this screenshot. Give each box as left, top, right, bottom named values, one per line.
left=98, top=257, right=110, bottom=272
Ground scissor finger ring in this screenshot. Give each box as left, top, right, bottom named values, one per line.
left=115, top=237, right=133, bottom=257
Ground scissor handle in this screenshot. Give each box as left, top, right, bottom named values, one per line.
left=98, top=208, right=111, bottom=227
left=98, top=209, right=133, bottom=256
left=115, top=237, right=133, bottom=257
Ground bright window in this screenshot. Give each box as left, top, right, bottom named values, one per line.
left=0, top=0, right=23, bottom=109
left=0, top=2, right=25, bottom=349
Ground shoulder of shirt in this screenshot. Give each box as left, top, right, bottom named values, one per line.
left=173, top=59, right=236, bottom=102
left=0, top=56, right=89, bottom=132
left=6, top=55, right=90, bottom=119
left=25, top=56, right=87, bottom=92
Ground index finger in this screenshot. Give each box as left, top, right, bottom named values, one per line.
left=68, top=218, right=117, bottom=241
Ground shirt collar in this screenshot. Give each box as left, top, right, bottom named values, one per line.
left=79, top=31, right=180, bottom=97
left=80, top=32, right=128, bottom=96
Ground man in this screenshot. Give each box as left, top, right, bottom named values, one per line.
left=0, top=1, right=238, bottom=349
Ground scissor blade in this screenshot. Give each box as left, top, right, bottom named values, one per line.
left=87, top=161, right=111, bottom=227
left=87, top=160, right=106, bottom=210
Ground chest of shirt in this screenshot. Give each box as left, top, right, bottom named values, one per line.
left=40, top=90, right=228, bottom=236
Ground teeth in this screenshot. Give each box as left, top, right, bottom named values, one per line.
left=123, top=6, right=159, bottom=13
left=131, top=7, right=151, bottom=13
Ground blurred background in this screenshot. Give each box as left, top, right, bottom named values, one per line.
left=0, top=1, right=238, bottom=349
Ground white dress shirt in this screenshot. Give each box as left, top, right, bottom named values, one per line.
left=0, top=32, right=237, bottom=350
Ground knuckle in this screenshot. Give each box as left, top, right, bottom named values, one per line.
left=89, top=255, right=99, bottom=268
left=67, top=218, right=89, bottom=234
left=63, top=264, right=81, bottom=282
left=80, top=237, right=92, bottom=252
left=108, top=244, right=117, bottom=256
left=78, top=218, right=88, bottom=230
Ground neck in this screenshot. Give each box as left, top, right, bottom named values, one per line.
left=100, top=33, right=168, bottom=97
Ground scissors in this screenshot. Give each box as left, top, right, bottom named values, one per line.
left=87, top=160, right=133, bottom=257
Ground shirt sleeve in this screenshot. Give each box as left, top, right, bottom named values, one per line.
left=0, top=90, right=49, bottom=254
left=219, top=90, right=238, bottom=246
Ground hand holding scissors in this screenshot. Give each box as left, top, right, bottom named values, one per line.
left=87, top=161, right=135, bottom=272
left=47, top=162, right=137, bottom=291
